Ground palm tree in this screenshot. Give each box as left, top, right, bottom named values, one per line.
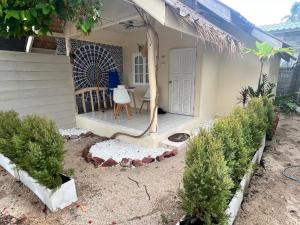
left=282, top=2, right=300, bottom=22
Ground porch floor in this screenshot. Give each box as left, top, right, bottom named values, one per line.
left=76, top=109, right=195, bottom=135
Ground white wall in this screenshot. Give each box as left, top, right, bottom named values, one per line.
left=0, top=51, right=76, bottom=128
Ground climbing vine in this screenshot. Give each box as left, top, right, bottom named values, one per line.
left=0, top=0, right=103, bottom=38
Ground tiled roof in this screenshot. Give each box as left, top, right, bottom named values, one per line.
left=260, top=22, right=300, bottom=32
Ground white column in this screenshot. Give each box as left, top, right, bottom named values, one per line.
left=147, top=27, right=158, bottom=133
left=65, top=38, right=72, bottom=56
left=25, top=36, right=34, bottom=53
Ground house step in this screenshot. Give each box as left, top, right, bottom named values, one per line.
left=159, top=138, right=189, bottom=150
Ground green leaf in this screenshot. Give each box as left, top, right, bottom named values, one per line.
left=5, top=10, right=20, bottom=20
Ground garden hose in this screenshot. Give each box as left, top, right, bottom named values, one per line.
left=282, top=166, right=300, bottom=183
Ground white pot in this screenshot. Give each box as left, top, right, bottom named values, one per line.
left=0, top=153, right=78, bottom=212
left=176, top=135, right=266, bottom=225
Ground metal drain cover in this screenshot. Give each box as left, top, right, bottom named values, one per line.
left=168, top=133, right=190, bottom=142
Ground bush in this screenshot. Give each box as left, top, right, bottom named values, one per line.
left=0, top=112, right=64, bottom=189
left=245, top=98, right=267, bottom=149
left=262, top=97, right=275, bottom=139
left=179, top=130, right=233, bottom=225
left=179, top=98, right=270, bottom=225
left=0, top=111, right=22, bottom=160
left=231, top=107, right=255, bottom=154
left=275, top=93, right=299, bottom=114
left=212, top=115, right=251, bottom=189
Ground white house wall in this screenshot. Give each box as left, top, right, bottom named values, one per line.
left=0, top=51, right=76, bottom=128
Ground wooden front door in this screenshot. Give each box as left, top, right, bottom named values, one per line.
left=169, top=48, right=196, bottom=115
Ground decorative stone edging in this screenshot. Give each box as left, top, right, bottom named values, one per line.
left=0, top=154, right=78, bottom=212
left=176, top=135, right=266, bottom=225
left=81, top=147, right=178, bottom=168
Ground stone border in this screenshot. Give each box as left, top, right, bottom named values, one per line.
left=82, top=146, right=178, bottom=168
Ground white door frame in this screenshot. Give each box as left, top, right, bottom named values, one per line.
left=169, top=48, right=196, bottom=116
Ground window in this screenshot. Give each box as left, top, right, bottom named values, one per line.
left=133, top=53, right=149, bottom=85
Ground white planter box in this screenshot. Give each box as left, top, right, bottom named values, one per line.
left=0, top=153, right=77, bottom=212
left=177, top=135, right=266, bottom=225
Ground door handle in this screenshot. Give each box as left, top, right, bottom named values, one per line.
left=169, top=81, right=172, bottom=84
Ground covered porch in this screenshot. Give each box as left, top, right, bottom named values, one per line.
left=61, top=0, right=239, bottom=146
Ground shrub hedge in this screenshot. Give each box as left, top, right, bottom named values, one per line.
left=179, top=98, right=274, bottom=225
left=0, top=112, right=64, bottom=189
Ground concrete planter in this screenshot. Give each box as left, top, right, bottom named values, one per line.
left=177, top=135, right=266, bottom=225
left=0, top=153, right=77, bottom=212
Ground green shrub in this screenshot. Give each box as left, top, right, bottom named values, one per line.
left=179, top=130, right=233, bottom=225
left=275, top=93, right=299, bottom=114
left=212, top=115, right=251, bottom=189
left=0, top=111, right=22, bottom=160
left=262, top=97, right=275, bottom=139
left=231, top=107, right=255, bottom=154
left=0, top=112, right=65, bottom=190
left=245, top=98, right=267, bottom=149
left=13, top=115, right=64, bottom=189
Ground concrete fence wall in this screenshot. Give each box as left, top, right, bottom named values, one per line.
left=0, top=51, right=76, bottom=128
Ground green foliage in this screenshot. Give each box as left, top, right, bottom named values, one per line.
left=0, top=0, right=103, bottom=38
left=244, top=42, right=294, bottom=62
left=231, top=107, right=254, bottom=153
left=212, top=116, right=251, bottom=189
left=0, top=111, right=22, bottom=159
left=0, top=112, right=64, bottom=189
left=245, top=98, right=268, bottom=149
left=179, top=130, right=233, bottom=225
left=262, top=97, right=275, bottom=138
left=248, top=74, right=276, bottom=99
left=275, top=93, right=299, bottom=114
left=179, top=98, right=272, bottom=225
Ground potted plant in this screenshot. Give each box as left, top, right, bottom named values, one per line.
left=0, top=111, right=77, bottom=212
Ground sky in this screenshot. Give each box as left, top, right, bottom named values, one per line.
left=220, top=0, right=297, bottom=26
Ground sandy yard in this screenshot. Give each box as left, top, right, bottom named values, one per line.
left=234, top=115, right=300, bottom=225
left=0, top=115, right=299, bottom=225
left=0, top=135, right=184, bottom=225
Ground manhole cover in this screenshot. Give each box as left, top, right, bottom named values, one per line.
left=282, top=166, right=300, bottom=183
left=168, top=133, right=190, bottom=142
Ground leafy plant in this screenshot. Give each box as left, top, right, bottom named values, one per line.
left=212, top=115, right=251, bottom=190
left=0, top=112, right=65, bottom=189
left=245, top=98, right=268, bottom=149
left=262, top=97, right=275, bottom=139
left=240, top=42, right=294, bottom=105
left=179, top=129, right=233, bottom=225
left=231, top=107, right=255, bottom=153
left=247, top=74, right=276, bottom=98
left=0, top=111, right=22, bottom=160
left=275, top=93, right=299, bottom=114
left=0, top=0, right=103, bottom=38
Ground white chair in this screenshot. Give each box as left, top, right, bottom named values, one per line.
left=139, top=88, right=150, bottom=113
left=113, top=85, right=132, bottom=119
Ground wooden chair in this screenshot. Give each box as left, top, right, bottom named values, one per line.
left=75, top=87, right=108, bottom=113
left=139, top=88, right=150, bottom=113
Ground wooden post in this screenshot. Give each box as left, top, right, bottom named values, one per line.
left=147, top=26, right=158, bottom=133
left=65, top=38, right=72, bottom=56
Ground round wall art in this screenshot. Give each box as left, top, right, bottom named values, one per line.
left=73, top=44, right=117, bottom=90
